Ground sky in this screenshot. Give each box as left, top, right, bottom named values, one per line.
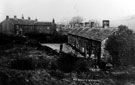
left=1, top=0, right=135, bottom=23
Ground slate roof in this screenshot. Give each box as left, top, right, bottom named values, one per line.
left=9, top=18, right=35, bottom=25
left=35, top=22, right=52, bottom=25
left=68, top=27, right=117, bottom=41
left=8, top=18, right=52, bottom=26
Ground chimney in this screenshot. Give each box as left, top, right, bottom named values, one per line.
left=22, top=16, right=24, bottom=19
left=28, top=17, right=31, bottom=20
left=85, top=22, right=89, bottom=27
left=103, top=20, right=109, bottom=28
left=35, top=19, right=38, bottom=21
left=14, top=15, right=17, bottom=19
left=6, top=16, right=9, bottom=19
left=52, top=18, right=55, bottom=23
left=79, top=23, right=83, bottom=27
left=91, top=22, right=95, bottom=28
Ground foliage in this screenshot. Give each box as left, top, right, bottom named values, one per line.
left=25, top=33, right=67, bottom=43
left=49, top=70, right=64, bottom=79
left=56, top=52, right=94, bottom=73
left=57, top=52, right=78, bottom=73
left=74, top=59, right=91, bottom=73
left=105, top=25, right=135, bottom=66
left=69, top=16, right=83, bottom=25
left=35, top=57, right=50, bottom=69
left=10, top=58, right=35, bottom=70
left=0, top=33, right=26, bottom=45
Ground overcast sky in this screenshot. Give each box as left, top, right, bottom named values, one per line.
left=1, top=0, right=135, bottom=23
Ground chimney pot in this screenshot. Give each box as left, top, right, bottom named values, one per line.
left=52, top=18, right=55, bottom=23
left=28, top=17, right=30, bottom=20
left=14, top=15, right=17, bottom=19
left=79, top=23, right=83, bottom=27
left=91, top=22, right=95, bottom=28
left=35, top=19, right=38, bottom=21
left=85, top=22, right=89, bottom=27
left=22, top=16, right=24, bottom=19
left=6, top=16, right=9, bottom=19
left=103, top=20, right=109, bottom=28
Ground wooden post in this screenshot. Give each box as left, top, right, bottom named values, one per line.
left=59, top=43, right=63, bottom=53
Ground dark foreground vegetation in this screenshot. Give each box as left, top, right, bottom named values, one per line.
left=25, top=33, right=68, bottom=43
left=0, top=32, right=135, bottom=85
left=105, top=25, right=135, bottom=66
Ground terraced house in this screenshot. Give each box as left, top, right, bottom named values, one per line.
left=68, top=20, right=117, bottom=65
left=0, top=15, right=56, bottom=36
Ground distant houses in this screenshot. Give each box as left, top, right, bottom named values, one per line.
left=0, top=15, right=56, bottom=36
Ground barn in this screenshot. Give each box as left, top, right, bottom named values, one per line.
left=68, top=20, right=117, bottom=65
left=0, top=15, right=56, bottom=35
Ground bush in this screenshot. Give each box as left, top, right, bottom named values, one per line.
left=0, top=33, right=26, bottom=46
left=25, top=39, right=41, bottom=47
left=74, top=59, right=90, bottom=73
left=57, top=52, right=78, bottom=73
left=56, top=52, right=96, bottom=73
left=36, top=58, right=50, bottom=69
left=10, top=57, right=50, bottom=70
left=49, top=60, right=58, bottom=70
left=25, top=33, right=67, bottom=43
left=10, top=58, right=35, bottom=70
left=49, top=70, right=64, bottom=79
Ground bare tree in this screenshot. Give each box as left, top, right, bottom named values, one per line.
left=69, top=16, right=84, bottom=26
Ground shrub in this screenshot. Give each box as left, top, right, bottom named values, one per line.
left=36, top=58, right=50, bottom=69
left=10, top=58, right=35, bottom=70
left=49, top=60, right=58, bottom=70
left=57, top=52, right=78, bottom=73
left=74, top=59, right=90, bottom=73
left=49, top=70, right=64, bottom=79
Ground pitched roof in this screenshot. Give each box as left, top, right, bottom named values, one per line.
left=69, top=28, right=80, bottom=35
left=35, top=22, right=52, bottom=25
left=68, top=27, right=117, bottom=41
left=9, top=18, right=35, bottom=25
left=7, top=18, right=53, bottom=26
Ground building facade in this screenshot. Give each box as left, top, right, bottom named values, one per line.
left=0, top=16, right=56, bottom=35
left=68, top=20, right=117, bottom=65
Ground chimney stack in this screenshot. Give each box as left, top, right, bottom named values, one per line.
left=103, top=20, right=109, bottom=28
left=52, top=18, right=55, bottom=23
left=85, top=22, right=89, bottom=27
left=79, top=23, right=83, bottom=27
left=6, top=15, right=9, bottom=19
left=14, top=15, right=17, bottom=19
left=91, top=22, right=95, bottom=28
left=28, top=17, right=31, bottom=20
left=22, top=16, right=24, bottom=19
left=35, top=19, right=38, bottom=21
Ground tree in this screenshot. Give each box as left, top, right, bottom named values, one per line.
left=69, top=16, right=83, bottom=26
left=105, top=25, right=134, bottom=66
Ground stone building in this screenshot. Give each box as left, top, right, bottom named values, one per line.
left=68, top=20, right=117, bottom=65
left=0, top=15, right=56, bottom=35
